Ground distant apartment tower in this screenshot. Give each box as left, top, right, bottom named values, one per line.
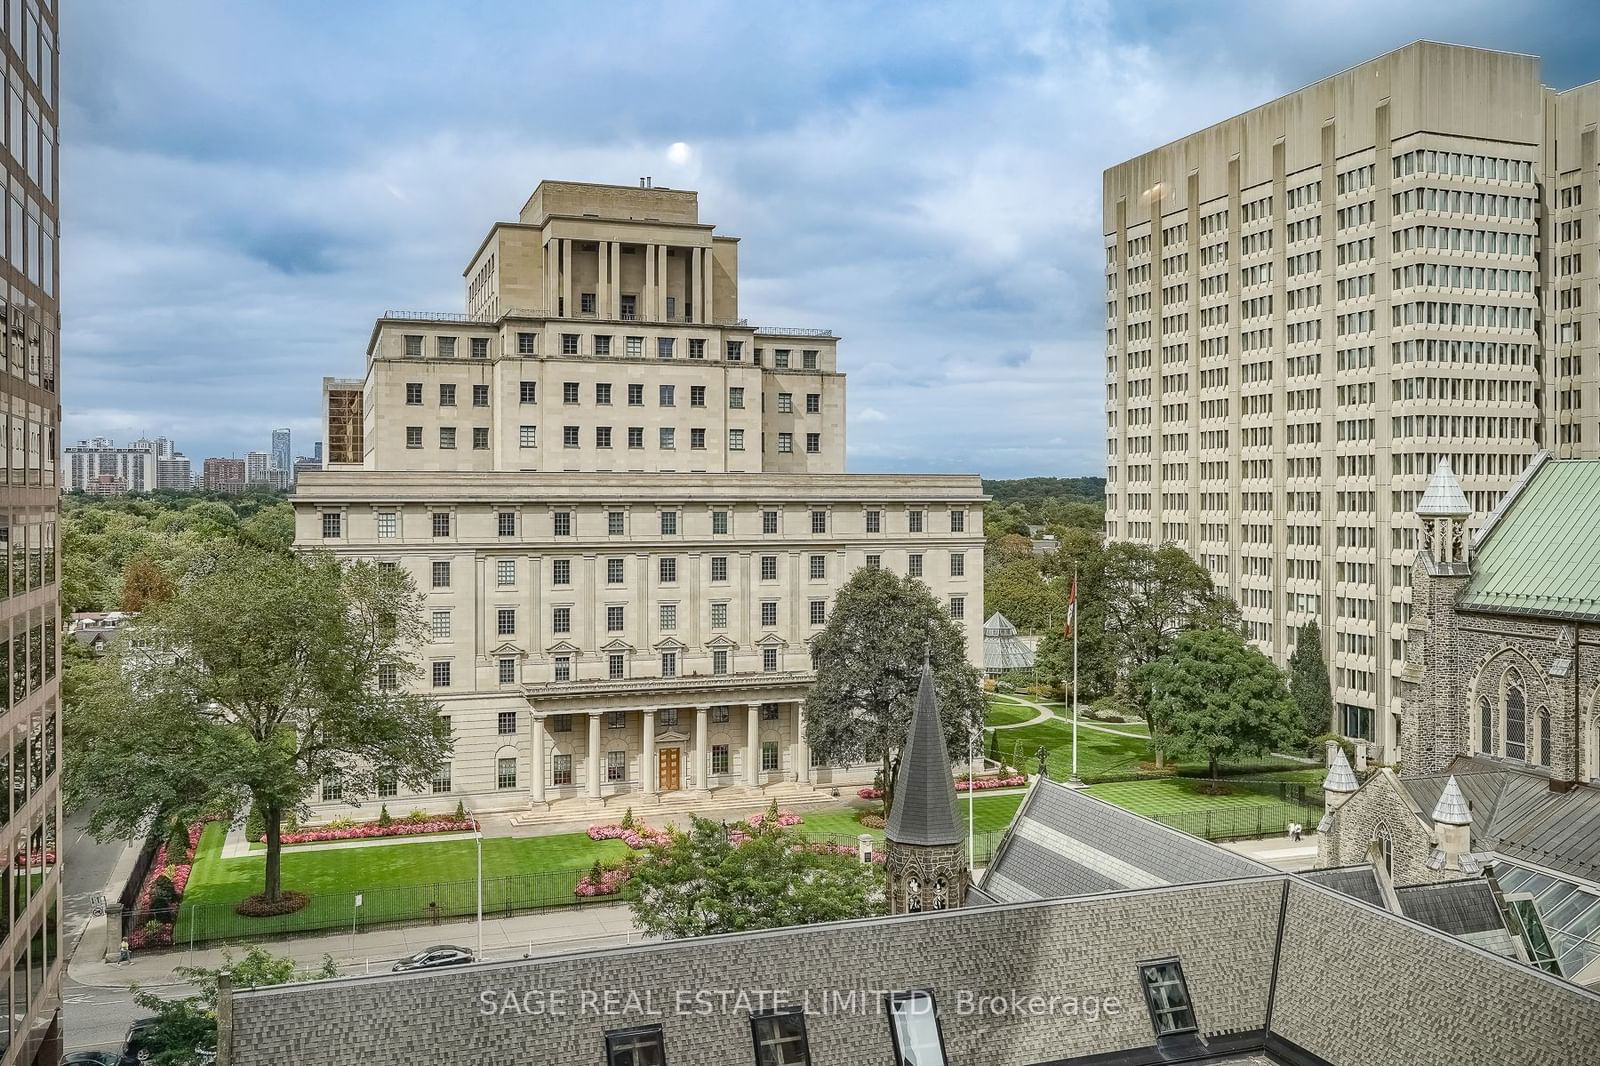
left=203, top=457, right=247, bottom=495
left=65, top=439, right=156, bottom=493
left=270, top=427, right=291, bottom=473
left=244, top=450, right=271, bottom=485
left=1103, top=42, right=1600, bottom=763
left=156, top=455, right=193, bottom=491
left=0, top=5, right=62, bottom=1062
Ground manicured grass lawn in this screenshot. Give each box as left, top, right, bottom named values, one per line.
left=1085, top=776, right=1322, bottom=841
left=799, top=793, right=1025, bottom=844
left=984, top=701, right=1039, bottom=728
left=992, top=717, right=1152, bottom=777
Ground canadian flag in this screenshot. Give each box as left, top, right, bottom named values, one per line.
left=1063, top=576, right=1078, bottom=638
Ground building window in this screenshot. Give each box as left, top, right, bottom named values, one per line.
left=811, top=510, right=827, bottom=534
left=660, top=651, right=677, bottom=677
left=320, top=773, right=342, bottom=802
left=405, top=382, right=422, bottom=405
left=866, top=554, right=881, bottom=570
left=659, top=603, right=677, bottom=630
left=431, top=661, right=451, bottom=688
left=774, top=349, right=791, bottom=368
left=552, top=607, right=571, bottom=634
left=437, top=337, right=456, bottom=358
left=660, top=709, right=679, bottom=728
left=810, top=600, right=826, bottom=625
left=711, top=744, right=729, bottom=775
left=762, top=510, right=779, bottom=534
left=628, top=383, right=644, bottom=406
left=473, top=427, right=490, bottom=450
left=805, top=393, right=820, bottom=414
left=1538, top=709, right=1552, bottom=768
left=580, top=293, right=596, bottom=314
left=1504, top=671, right=1528, bottom=761
left=563, top=426, right=579, bottom=448
left=552, top=714, right=572, bottom=733
left=710, top=602, right=728, bottom=628
left=762, top=741, right=779, bottom=771
left=606, top=750, right=627, bottom=782
left=554, top=657, right=571, bottom=683
left=628, top=426, right=644, bottom=449
left=713, top=649, right=730, bottom=675
left=760, top=556, right=778, bottom=581
left=950, top=553, right=965, bottom=578
left=606, top=710, right=626, bottom=729
left=659, top=558, right=677, bottom=583
left=493, top=511, right=515, bottom=537
left=430, top=610, right=451, bottom=640
left=552, top=559, right=572, bottom=586
left=432, top=561, right=451, bottom=588
left=605, top=1026, right=665, bottom=1066
left=806, top=433, right=820, bottom=454
left=519, top=425, right=537, bottom=448
left=497, top=608, right=516, bottom=635
left=520, top=381, right=537, bottom=403
left=609, top=654, right=626, bottom=680
left=432, top=513, right=451, bottom=537
left=711, top=706, right=730, bottom=724
left=377, top=664, right=397, bottom=691
left=404, top=426, right=423, bottom=449
left=439, top=383, right=456, bottom=406
left=562, top=334, right=579, bottom=355
left=596, top=426, right=614, bottom=450
left=689, top=339, right=706, bottom=360
left=321, top=512, right=341, bottom=539
left=471, top=337, right=488, bottom=358
left=887, top=992, right=947, bottom=1065
left=657, top=337, right=674, bottom=359
left=710, top=556, right=729, bottom=581
left=1479, top=696, right=1493, bottom=753
left=866, top=509, right=881, bottom=533
left=726, top=341, right=743, bottom=361
left=594, top=382, right=612, bottom=405
left=761, top=601, right=778, bottom=627
left=496, top=559, right=515, bottom=587
left=729, top=386, right=745, bottom=408
left=439, top=427, right=457, bottom=450
left=762, top=647, right=779, bottom=673
left=404, top=335, right=423, bottom=357
left=777, top=432, right=793, bottom=453
left=607, top=606, right=625, bottom=631
left=909, top=510, right=924, bottom=533
left=690, top=385, right=706, bottom=407
left=660, top=511, right=679, bottom=536
left=950, top=509, right=966, bottom=533
left=595, top=336, right=611, bottom=356
left=376, top=512, right=397, bottom=538
left=496, top=757, right=517, bottom=790
left=659, top=384, right=675, bottom=407
left=553, top=511, right=573, bottom=536
left=563, top=381, right=579, bottom=404
left=690, top=428, right=706, bottom=450
left=949, top=596, right=964, bottom=620
left=552, top=754, right=573, bottom=786
left=777, top=393, right=793, bottom=414
left=809, top=555, right=826, bottom=579
left=711, top=511, right=730, bottom=535
left=1139, top=960, right=1198, bottom=1037
left=608, top=511, right=626, bottom=536
left=761, top=703, right=780, bottom=721
left=728, top=428, right=745, bottom=451
left=607, top=558, right=625, bottom=584
left=431, top=765, right=452, bottom=794
left=751, top=1010, right=810, bottom=1065
left=497, top=710, right=518, bottom=735
left=659, top=427, right=675, bottom=450
left=516, top=332, right=536, bottom=354
left=908, top=553, right=923, bottom=578
left=498, top=658, right=516, bottom=685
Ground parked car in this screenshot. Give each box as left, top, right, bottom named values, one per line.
left=62, top=1053, right=122, bottom=1066
left=391, top=944, right=475, bottom=972
left=121, top=1017, right=162, bottom=1064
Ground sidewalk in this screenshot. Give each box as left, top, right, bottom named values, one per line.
left=69, top=901, right=645, bottom=989
left=1222, top=833, right=1319, bottom=872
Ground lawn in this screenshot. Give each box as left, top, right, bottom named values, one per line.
left=800, top=793, right=1025, bottom=844
left=1085, top=776, right=1322, bottom=841
left=984, top=701, right=1039, bottom=728
left=991, top=716, right=1153, bottom=778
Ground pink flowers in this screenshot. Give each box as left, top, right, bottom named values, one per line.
left=955, top=774, right=1028, bottom=792
left=129, top=819, right=210, bottom=949
left=858, top=787, right=883, bottom=800
left=746, top=810, right=803, bottom=829
left=271, top=817, right=476, bottom=845
left=586, top=823, right=671, bottom=849
left=574, top=867, right=632, bottom=897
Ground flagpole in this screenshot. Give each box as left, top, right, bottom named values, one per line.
left=1070, top=567, right=1082, bottom=787
left=967, top=713, right=976, bottom=868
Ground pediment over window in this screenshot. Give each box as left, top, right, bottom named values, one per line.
left=652, top=637, right=687, bottom=652
left=704, top=634, right=740, bottom=649
left=601, top=637, right=636, bottom=653
left=489, top=641, right=526, bottom=658
left=544, top=639, right=583, bottom=656
left=755, top=632, right=789, bottom=648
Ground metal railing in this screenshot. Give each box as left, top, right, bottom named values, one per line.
left=381, top=310, right=489, bottom=323
left=755, top=326, right=834, bottom=338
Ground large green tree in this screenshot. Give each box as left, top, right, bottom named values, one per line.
left=1141, top=628, right=1299, bottom=784
left=66, top=542, right=451, bottom=906
left=804, top=567, right=984, bottom=815
left=624, top=817, right=883, bottom=938
left=1288, top=622, right=1335, bottom=741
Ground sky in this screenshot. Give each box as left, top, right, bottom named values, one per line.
left=58, top=0, right=1600, bottom=478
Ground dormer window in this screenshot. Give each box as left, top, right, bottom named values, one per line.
left=886, top=990, right=947, bottom=1066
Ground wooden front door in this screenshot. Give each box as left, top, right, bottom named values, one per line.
left=658, top=747, right=681, bottom=792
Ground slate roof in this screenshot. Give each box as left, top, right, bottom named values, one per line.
left=1417, top=458, right=1472, bottom=517
left=977, top=777, right=1274, bottom=903
left=1458, top=456, right=1600, bottom=621
left=885, top=660, right=963, bottom=847
left=1298, top=865, right=1386, bottom=911
left=1399, top=757, right=1600, bottom=882
left=1394, top=879, right=1506, bottom=937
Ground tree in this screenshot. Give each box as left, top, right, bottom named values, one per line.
left=624, top=817, right=883, bottom=938
left=66, top=542, right=451, bottom=908
left=131, top=946, right=337, bottom=1065
left=120, top=555, right=175, bottom=611
left=1141, top=628, right=1299, bottom=785
left=1288, top=622, right=1334, bottom=741
left=1099, top=543, right=1221, bottom=762
left=804, top=567, right=985, bottom=815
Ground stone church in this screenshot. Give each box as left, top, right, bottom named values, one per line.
left=1317, top=454, right=1600, bottom=984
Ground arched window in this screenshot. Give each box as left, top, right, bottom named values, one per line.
left=1537, top=709, right=1552, bottom=769
left=932, top=879, right=948, bottom=911
left=906, top=876, right=922, bottom=913
left=1373, top=822, right=1393, bottom=877
left=1504, top=671, right=1527, bottom=762
left=1479, top=696, right=1493, bottom=754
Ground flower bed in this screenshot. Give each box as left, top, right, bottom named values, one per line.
left=586, top=823, right=672, bottom=850
left=127, top=821, right=207, bottom=950
left=955, top=774, right=1028, bottom=792
left=574, top=866, right=632, bottom=897
left=272, top=817, right=477, bottom=845
left=746, top=810, right=804, bottom=829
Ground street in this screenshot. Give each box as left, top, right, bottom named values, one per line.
left=63, top=807, right=148, bottom=1055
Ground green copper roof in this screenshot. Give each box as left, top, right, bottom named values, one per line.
left=1459, top=458, right=1600, bottom=620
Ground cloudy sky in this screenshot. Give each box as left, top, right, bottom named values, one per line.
left=59, top=1, right=1600, bottom=477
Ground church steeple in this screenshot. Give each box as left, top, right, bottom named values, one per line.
left=884, top=657, right=969, bottom=913
left=1417, top=458, right=1472, bottom=568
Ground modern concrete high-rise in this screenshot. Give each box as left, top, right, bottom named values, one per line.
left=0, top=4, right=60, bottom=1062
left=1103, top=41, right=1600, bottom=764
left=295, top=180, right=985, bottom=816
left=270, top=427, right=291, bottom=473
left=244, top=450, right=270, bottom=485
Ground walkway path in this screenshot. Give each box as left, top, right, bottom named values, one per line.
left=990, top=694, right=1149, bottom=739
left=221, top=827, right=481, bottom=860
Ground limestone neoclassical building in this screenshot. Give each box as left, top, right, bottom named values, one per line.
left=294, top=180, right=986, bottom=818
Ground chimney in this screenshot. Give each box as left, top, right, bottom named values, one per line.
left=1431, top=775, right=1473, bottom=870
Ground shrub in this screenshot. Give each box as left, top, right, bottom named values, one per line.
left=407, top=809, right=429, bottom=822
left=620, top=807, right=636, bottom=830
left=858, top=813, right=887, bottom=830
left=454, top=800, right=467, bottom=821
left=234, top=891, right=311, bottom=918
left=1312, top=733, right=1357, bottom=763
left=147, top=875, right=179, bottom=914
left=377, top=806, right=393, bottom=828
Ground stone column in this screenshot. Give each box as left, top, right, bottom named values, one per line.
left=588, top=711, right=603, bottom=799
left=544, top=240, right=557, bottom=314
left=702, top=244, right=715, bottom=323
left=530, top=715, right=546, bottom=804
left=745, top=703, right=761, bottom=786
left=796, top=700, right=812, bottom=785
left=657, top=244, right=670, bottom=319
left=609, top=241, right=622, bottom=319
left=592, top=240, right=606, bottom=317
left=690, top=247, right=703, bottom=322
left=644, top=243, right=656, bottom=321
left=558, top=237, right=572, bottom=317
left=642, top=709, right=657, bottom=796
left=695, top=705, right=710, bottom=791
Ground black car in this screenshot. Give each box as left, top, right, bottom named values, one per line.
left=62, top=1053, right=122, bottom=1066
left=121, top=1018, right=161, bottom=1064
left=391, top=944, right=475, bottom=972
